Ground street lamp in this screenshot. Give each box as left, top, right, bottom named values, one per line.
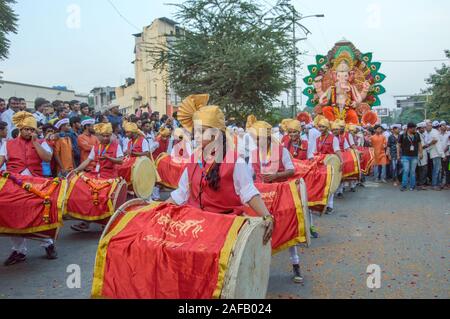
left=291, top=12, right=325, bottom=117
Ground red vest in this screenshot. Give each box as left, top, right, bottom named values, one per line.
left=6, top=137, right=45, bottom=176
left=316, top=134, right=335, bottom=155
left=283, top=138, right=308, bottom=161
left=128, top=136, right=144, bottom=154
left=93, top=141, right=119, bottom=179
left=186, top=152, right=243, bottom=215
left=252, top=144, right=286, bottom=183
left=339, top=132, right=350, bottom=151
left=152, top=136, right=169, bottom=159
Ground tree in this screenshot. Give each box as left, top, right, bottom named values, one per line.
left=398, top=107, right=425, bottom=124
left=0, top=0, right=18, bottom=60
left=424, top=50, right=450, bottom=122
left=146, top=0, right=306, bottom=122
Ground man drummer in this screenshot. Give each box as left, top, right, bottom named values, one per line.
left=338, top=121, right=358, bottom=194
left=0, top=112, right=57, bottom=266
left=283, top=120, right=308, bottom=161
left=71, top=123, right=124, bottom=232
left=123, top=121, right=150, bottom=158
left=310, top=118, right=343, bottom=215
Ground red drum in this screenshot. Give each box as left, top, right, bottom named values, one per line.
left=92, top=200, right=272, bottom=299
left=0, top=172, right=67, bottom=240
left=64, top=172, right=128, bottom=225
left=357, top=146, right=375, bottom=175
left=290, top=159, right=333, bottom=214
left=117, top=156, right=156, bottom=199
left=246, top=179, right=310, bottom=252
left=155, top=153, right=187, bottom=189
left=341, top=149, right=361, bottom=181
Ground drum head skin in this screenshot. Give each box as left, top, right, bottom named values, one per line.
left=132, top=157, right=156, bottom=199
left=221, top=218, right=272, bottom=299
left=324, top=155, right=342, bottom=194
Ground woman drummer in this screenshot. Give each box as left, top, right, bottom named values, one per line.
left=166, top=94, right=274, bottom=245
left=245, top=117, right=306, bottom=283
left=283, top=119, right=309, bottom=161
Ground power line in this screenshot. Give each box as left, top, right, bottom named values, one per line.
left=106, top=0, right=141, bottom=31
left=379, top=59, right=448, bottom=63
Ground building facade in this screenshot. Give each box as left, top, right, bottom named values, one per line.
left=113, top=17, right=180, bottom=115
left=90, top=86, right=117, bottom=112
left=0, top=80, right=89, bottom=110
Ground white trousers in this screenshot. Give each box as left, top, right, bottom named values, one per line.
left=10, top=237, right=54, bottom=255
left=289, top=246, right=300, bottom=265
left=328, top=193, right=334, bottom=209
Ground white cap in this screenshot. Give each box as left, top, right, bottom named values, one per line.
left=432, top=121, right=440, bottom=127
left=417, top=122, right=426, bottom=128
left=381, top=124, right=388, bottom=130
left=238, top=128, right=244, bottom=133
left=81, top=118, right=95, bottom=126
left=402, top=125, right=407, bottom=130
left=391, top=124, right=401, bottom=129
left=440, top=121, right=447, bottom=126
left=272, top=127, right=280, bottom=133
left=55, top=118, right=70, bottom=129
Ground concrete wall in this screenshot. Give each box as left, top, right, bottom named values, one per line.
left=0, top=81, right=88, bottom=110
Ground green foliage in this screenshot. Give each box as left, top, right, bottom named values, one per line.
left=147, top=0, right=303, bottom=122
left=399, top=107, right=426, bottom=124
left=0, top=0, right=18, bottom=60
left=424, top=50, right=450, bottom=122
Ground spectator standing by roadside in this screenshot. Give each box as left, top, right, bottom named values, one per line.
left=68, top=117, right=82, bottom=167
left=387, top=124, right=401, bottom=186
left=1, top=97, right=20, bottom=138
left=398, top=123, right=423, bottom=192
left=107, top=105, right=123, bottom=130
left=424, top=121, right=444, bottom=190
left=370, top=125, right=388, bottom=183
left=438, top=121, right=449, bottom=187
left=417, top=122, right=429, bottom=189
left=54, top=119, right=74, bottom=177
left=0, top=98, right=6, bottom=117
left=33, top=98, right=48, bottom=125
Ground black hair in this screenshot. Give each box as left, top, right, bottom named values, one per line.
left=70, top=116, right=81, bottom=126
left=172, top=112, right=178, bottom=120
left=35, top=97, right=48, bottom=110
left=161, top=115, right=169, bottom=123
left=11, top=128, right=20, bottom=139
left=56, top=106, right=67, bottom=116
left=407, top=122, right=417, bottom=129
left=42, top=124, right=55, bottom=134
left=0, top=98, right=4, bottom=103
left=0, top=121, right=7, bottom=130
left=80, top=103, right=89, bottom=109
left=51, top=100, right=62, bottom=108
left=205, top=132, right=227, bottom=191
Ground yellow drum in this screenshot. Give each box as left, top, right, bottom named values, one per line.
left=324, top=154, right=343, bottom=194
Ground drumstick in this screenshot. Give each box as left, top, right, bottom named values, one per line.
left=149, top=152, right=162, bottom=183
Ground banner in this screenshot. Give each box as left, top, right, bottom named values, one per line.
left=0, top=173, right=66, bottom=235
left=92, top=203, right=247, bottom=299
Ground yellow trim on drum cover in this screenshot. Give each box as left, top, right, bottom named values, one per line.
left=63, top=174, right=80, bottom=216
left=156, top=180, right=178, bottom=190
left=272, top=180, right=307, bottom=255
left=342, top=149, right=360, bottom=178
left=154, top=152, right=169, bottom=169
left=91, top=210, right=142, bottom=299
left=0, top=176, right=8, bottom=192
left=307, top=165, right=332, bottom=207
left=213, top=216, right=247, bottom=299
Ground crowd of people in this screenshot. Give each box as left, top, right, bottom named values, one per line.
left=0, top=95, right=448, bottom=284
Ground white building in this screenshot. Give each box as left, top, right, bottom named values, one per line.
left=0, top=80, right=89, bottom=110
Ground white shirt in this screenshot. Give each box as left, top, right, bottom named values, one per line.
left=438, top=131, right=449, bottom=156
left=0, top=140, right=53, bottom=175
left=122, top=137, right=150, bottom=153
left=33, top=111, right=47, bottom=125
left=144, top=133, right=160, bottom=153
left=237, top=133, right=256, bottom=159
left=425, top=129, right=443, bottom=159
left=88, top=144, right=124, bottom=161
left=171, top=161, right=260, bottom=206
left=0, top=138, right=6, bottom=170
left=1, top=109, right=17, bottom=139
left=307, top=128, right=321, bottom=159
left=383, top=131, right=391, bottom=141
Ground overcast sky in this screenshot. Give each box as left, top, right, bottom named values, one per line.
left=1, top=0, right=449, bottom=109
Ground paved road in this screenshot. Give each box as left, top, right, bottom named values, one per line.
left=0, top=183, right=448, bottom=299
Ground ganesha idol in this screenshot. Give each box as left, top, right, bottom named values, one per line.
left=303, top=40, right=386, bottom=126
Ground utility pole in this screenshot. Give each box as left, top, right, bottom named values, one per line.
left=291, top=6, right=297, bottom=118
